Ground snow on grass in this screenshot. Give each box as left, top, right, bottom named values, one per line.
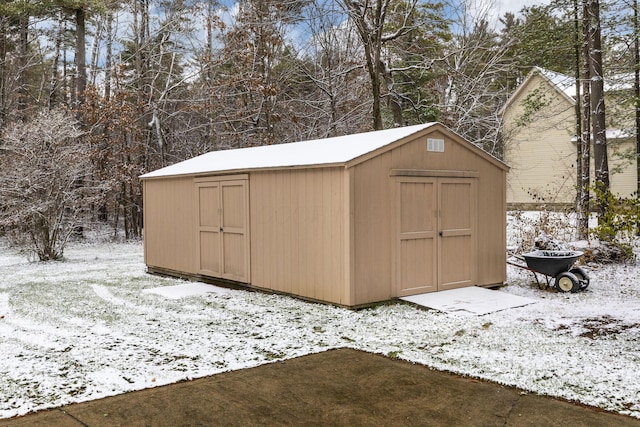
left=1, top=230, right=640, bottom=420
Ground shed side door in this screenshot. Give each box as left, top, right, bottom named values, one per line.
left=197, top=182, right=221, bottom=276
left=219, top=179, right=250, bottom=282
left=438, top=178, right=476, bottom=290
left=395, top=177, right=438, bottom=296
left=196, top=177, right=250, bottom=283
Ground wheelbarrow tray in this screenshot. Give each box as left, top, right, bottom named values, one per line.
left=521, top=250, right=584, bottom=277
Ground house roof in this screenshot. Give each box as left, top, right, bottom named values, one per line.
left=570, top=128, right=634, bottom=142
left=142, top=124, right=441, bottom=179
left=502, top=66, right=635, bottom=114
left=538, top=67, right=576, bottom=99
left=500, top=67, right=574, bottom=114
left=501, top=67, right=635, bottom=140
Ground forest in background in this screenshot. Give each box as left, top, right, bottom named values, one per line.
left=0, top=0, right=638, bottom=260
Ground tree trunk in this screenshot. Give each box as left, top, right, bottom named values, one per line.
left=381, top=59, right=404, bottom=127
left=635, top=0, right=640, bottom=203
left=574, top=0, right=588, bottom=239
left=104, top=11, right=113, bottom=101
left=368, top=40, right=383, bottom=130
left=343, top=0, right=384, bottom=130
left=581, top=0, right=591, bottom=231
left=0, top=15, right=7, bottom=129
left=49, top=12, right=63, bottom=109
left=369, top=0, right=384, bottom=130
left=586, top=0, right=609, bottom=226
left=17, top=13, right=28, bottom=119
left=75, top=6, right=87, bottom=113
left=89, top=13, right=103, bottom=87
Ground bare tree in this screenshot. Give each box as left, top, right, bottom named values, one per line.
left=201, top=0, right=307, bottom=146
left=295, top=0, right=371, bottom=137
left=339, top=0, right=449, bottom=130
left=74, top=4, right=87, bottom=112
left=441, top=0, right=516, bottom=157
left=0, top=11, right=14, bottom=127
left=0, top=109, right=97, bottom=260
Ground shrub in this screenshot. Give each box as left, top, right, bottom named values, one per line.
left=588, top=187, right=639, bottom=264
left=508, top=209, right=577, bottom=255
left=590, top=187, right=640, bottom=242
left=0, top=109, right=96, bottom=261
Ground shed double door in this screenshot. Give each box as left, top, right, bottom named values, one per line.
left=196, top=177, right=250, bottom=283
left=395, top=177, right=476, bottom=296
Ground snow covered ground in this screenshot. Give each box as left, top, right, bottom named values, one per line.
left=1, top=215, right=639, bottom=420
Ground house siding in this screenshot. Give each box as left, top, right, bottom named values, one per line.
left=504, top=71, right=638, bottom=207
left=609, top=138, right=637, bottom=197
left=503, top=74, right=577, bottom=206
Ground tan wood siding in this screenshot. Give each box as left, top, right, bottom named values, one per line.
left=197, top=183, right=221, bottom=276
left=351, top=130, right=505, bottom=305
left=351, top=153, right=395, bottom=305
left=249, top=168, right=347, bottom=305
left=345, top=169, right=356, bottom=306
left=143, top=177, right=197, bottom=274
left=393, top=177, right=477, bottom=297
left=220, top=180, right=250, bottom=282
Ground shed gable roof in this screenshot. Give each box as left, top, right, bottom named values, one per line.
left=141, top=122, right=507, bottom=179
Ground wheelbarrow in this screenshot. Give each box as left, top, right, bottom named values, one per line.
left=507, top=250, right=589, bottom=292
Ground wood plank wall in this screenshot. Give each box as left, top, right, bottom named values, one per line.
left=144, top=176, right=197, bottom=274
left=249, top=168, right=349, bottom=305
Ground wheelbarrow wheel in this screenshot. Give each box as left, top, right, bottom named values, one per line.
left=569, top=267, right=590, bottom=290
left=555, top=272, right=580, bottom=293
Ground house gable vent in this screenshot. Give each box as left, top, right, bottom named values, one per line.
left=427, top=138, right=445, bottom=152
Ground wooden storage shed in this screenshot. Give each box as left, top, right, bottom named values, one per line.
left=141, top=123, right=509, bottom=307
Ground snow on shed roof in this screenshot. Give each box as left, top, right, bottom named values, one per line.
left=141, top=123, right=437, bottom=179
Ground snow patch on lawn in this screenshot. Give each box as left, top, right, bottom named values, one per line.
left=142, top=282, right=231, bottom=299
left=1, top=231, right=639, bottom=420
